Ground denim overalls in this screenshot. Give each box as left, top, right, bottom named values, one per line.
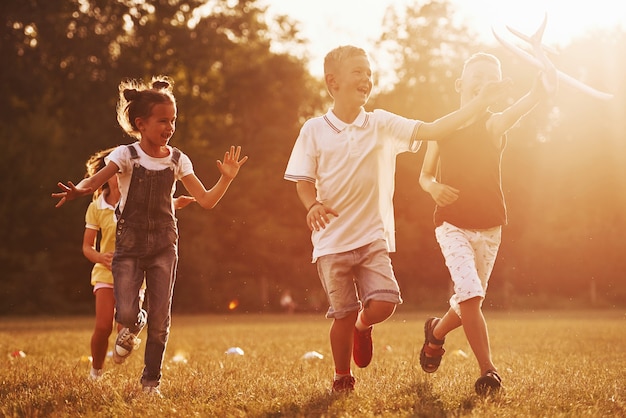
left=112, top=144, right=181, bottom=387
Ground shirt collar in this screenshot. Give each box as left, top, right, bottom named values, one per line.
left=96, top=193, right=116, bottom=210
left=323, top=107, right=369, bottom=133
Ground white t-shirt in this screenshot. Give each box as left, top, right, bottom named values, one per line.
left=285, top=108, right=422, bottom=260
left=107, top=142, right=194, bottom=215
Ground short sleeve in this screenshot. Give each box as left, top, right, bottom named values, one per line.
left=85, top=201, right=99, bottom=231
left=284, top=120, right=317, bottom=183
left=107, top=144, right=132, bottom=174
left=373, top=109, right=422, bottom=154
left=176, top=152, right=194, bottom=180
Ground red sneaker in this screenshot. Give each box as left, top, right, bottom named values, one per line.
left=353, top=326, right=373, bottom=368
left=332, top=375, right=355, bottom=393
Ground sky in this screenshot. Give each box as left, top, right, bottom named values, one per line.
left=261, top=0, right=625, bottom=77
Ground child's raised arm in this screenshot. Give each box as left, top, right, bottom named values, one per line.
left=180, top=145, right=248, bottom=209
left=52, top=162, right=119, bottom=208
left=417, top=78, right=513, bottom=141
left=488, top=71, right=556, bottom=139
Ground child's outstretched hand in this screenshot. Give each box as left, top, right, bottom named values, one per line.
left=217, top=145, right=248, bottom=180
left=526, top=66, right=558, bottom=102
left=174, top=195, right=196, bottom=210
left=52, top=181, right=92, bottom=208
left=477, top=78, right=513, bottom=105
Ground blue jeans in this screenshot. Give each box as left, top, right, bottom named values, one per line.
left=113, top=222, right=178, bottom=386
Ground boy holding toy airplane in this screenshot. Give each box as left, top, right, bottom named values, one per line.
left=418, top=48, right=557, bottom=395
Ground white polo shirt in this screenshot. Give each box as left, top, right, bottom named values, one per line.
left=285, top=108, right=422, bottom=260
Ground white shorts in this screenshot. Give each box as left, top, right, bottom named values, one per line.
left=435, top=222, right=501, bottom=317
left=93, top=282, right=145, bottom=302
left=93, top=282, right=114, bottom=294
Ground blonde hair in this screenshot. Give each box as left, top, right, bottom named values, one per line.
left=323, top=45, right=368, bottom=76
left=462, top=52, right=502, bottom=78
left=116, top=75, right=176, bottom=139
left=84, top=147, right=117, bottom=200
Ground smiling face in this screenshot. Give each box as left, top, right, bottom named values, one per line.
left=324, top=47, right=373, bottom=110
left=136, top=102, right=177, bottom=151
left=456, top=54, right=502, bottom=106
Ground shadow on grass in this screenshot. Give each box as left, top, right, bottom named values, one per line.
left=257, top=380, right=478, bottom=418
left=255, top=390, right=345, bottom=417
left=413, top=380, right=505, bottom=417
left=402, top=379, right=494, bottom=417
left=408, top=380, right=448, bottom=417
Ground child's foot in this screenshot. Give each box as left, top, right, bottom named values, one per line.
left=475, top=369, right=502, bottom=396
left=112, top=309, right=147, bottom=364
left=89, top=367, right=103, bottom=381
left=353, top=326, right=373, bottom=368
left=142, top=385, right=163, bottom=398
left=332, top=375, right=355, bottom=393
left=112, top=328, right=142, bottom=364
left=419, top=317, right=446, bottom=373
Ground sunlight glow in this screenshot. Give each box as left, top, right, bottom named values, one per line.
left=263, top=0, right=624, bottom=76
left=463, top=0, right=624, bottom=46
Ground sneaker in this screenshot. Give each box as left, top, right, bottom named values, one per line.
left=112, top=327, right=142, bottom=364
left=112, top=309, right=147, bottom=364
left=89, top=367, right=103, bottom=381
left=136, top=308, right=147, bottom=330
left=353, top=326, right=373, bottom=368
left=475, top=370, right=502, bottom=396
left=142, top=386, right=163, bottom=398
left=332, top=375, right=355, bottom=393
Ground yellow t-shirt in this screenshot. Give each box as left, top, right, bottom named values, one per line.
left=85, top=194, right=117, bottom=286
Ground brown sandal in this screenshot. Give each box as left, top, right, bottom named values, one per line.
left=419, top=317, right=445, bottom=373
left=475, top=369, right=502, bottom=395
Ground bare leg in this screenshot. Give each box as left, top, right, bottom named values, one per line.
left=431, top=307, right=462, bottom=344
left=459, top=296, right=496, bottom=374
left=359, top=300, right=396, bottom=327
left=91, top=288, right=115, bottom=370
left=330, top=311, right=358, bottom=373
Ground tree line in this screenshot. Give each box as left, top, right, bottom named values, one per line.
left=1, top=0, right=625, bottom=315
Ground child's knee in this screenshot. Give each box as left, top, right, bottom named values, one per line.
left=459, top=296, right=483, bottom=312
left=93, top=322, right=113, bottom=337
left=115, top=306, right=140, bottom=327
left=365, top=300, right=396, bottom=321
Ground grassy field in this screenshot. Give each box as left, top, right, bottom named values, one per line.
left=1, top=309, right=625, bottom=417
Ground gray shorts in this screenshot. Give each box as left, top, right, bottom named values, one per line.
left=316, top=239, right=402, bottom=319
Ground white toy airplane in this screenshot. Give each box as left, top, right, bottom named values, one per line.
left=492, top=14, right=613, bottom=100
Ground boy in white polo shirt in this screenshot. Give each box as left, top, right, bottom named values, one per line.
left=284, top=45, right=510, bottom=393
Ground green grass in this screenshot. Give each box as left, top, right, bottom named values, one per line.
left=1, top=310, right=625, bottom=417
